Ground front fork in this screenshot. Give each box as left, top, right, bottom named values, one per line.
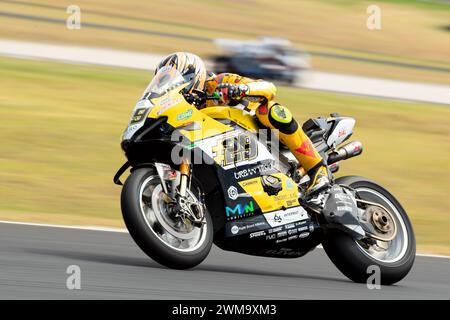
left=154, top=161, right=205, bottom=226
left=178, top=160, right=191, bottom=198
left=154, top=160, right=191, bottom=198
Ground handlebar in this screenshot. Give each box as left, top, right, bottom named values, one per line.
left=206, top=93, right=221, bottom=100
left=183, top=91, right=221, bottom=106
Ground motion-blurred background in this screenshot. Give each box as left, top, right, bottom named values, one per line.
left=0, top=0, right=449, bottom=254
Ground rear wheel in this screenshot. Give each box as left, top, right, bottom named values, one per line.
left=121, top=167, right=213, bottom=269
left=322, top=176, right=416, bottom=284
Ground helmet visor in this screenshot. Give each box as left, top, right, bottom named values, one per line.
left=142, top=65, right=195, bottom=99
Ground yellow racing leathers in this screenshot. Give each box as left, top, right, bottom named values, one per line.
left=204, top=73, right=330, bottom=195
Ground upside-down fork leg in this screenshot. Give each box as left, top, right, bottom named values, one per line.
left=179, top=160, right=190, bottom=197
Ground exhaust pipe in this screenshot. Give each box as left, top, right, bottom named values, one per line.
left=327, top=141, right=363, bottom=164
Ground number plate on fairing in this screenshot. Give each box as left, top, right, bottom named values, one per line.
left=122, top=99, right=152, bottom=141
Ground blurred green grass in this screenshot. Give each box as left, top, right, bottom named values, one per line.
left=1, top=0, right=450, bottom=84
left=1, top=56, right=449, bottom=254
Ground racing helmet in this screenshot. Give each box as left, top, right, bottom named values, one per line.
left=155, top=52, right=207, bottom=94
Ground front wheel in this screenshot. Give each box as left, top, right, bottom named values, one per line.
left=121, top=167, right=213, bottom=269
left=322, top=176, right=416, bottom=285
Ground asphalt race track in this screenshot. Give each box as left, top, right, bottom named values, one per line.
left=0, top=222, right=448, bottom=299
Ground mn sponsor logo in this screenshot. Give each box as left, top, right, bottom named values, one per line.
left=225, top=201, right=255, bottom=218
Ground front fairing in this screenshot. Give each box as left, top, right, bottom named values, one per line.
left=122, top=82, right=192, bottom=142
left=122, top=64, right=196, bottom=142
left=122, top=99, right=154, bottom=141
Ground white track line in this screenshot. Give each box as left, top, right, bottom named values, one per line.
left=301, top=71, right=450, bottom=105
left=1, top=39, right=450, bottom=105
left=1, top=220, right=448, bottom=259
left=0, top=220, right=127, bottom=233
left=0, top=39, right=163, bottom=70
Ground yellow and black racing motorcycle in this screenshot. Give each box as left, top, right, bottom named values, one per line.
left=114, top=66, right=415, bottom=284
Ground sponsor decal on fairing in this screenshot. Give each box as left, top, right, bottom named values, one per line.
left=263, top=206, right=308, bottom=228
left=298, top=232, right=310, bottom=239
left=227, top=186, right=251, bottom=200
left=249, top=230, right=266, bottom=239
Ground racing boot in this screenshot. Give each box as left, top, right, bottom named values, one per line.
left=305, top=162, right=331, bottom=197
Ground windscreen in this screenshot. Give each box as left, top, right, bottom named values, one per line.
left=142, top=65, right=194, bottom=99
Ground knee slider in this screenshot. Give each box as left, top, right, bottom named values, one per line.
left=268, top=104, right=298, bottom=134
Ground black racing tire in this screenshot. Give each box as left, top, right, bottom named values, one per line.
left=322, top=176, right=416, bottom=285
left=121, top=167, right=213, bottom=269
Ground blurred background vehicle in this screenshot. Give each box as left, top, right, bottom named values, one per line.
left=212, top=37, right=310, bottom=84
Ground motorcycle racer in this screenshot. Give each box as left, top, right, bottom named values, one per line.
left=154, top=52, right=330, bottom=196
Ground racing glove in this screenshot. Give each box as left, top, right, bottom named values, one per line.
left=215, top=83, right=249, bottom=104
